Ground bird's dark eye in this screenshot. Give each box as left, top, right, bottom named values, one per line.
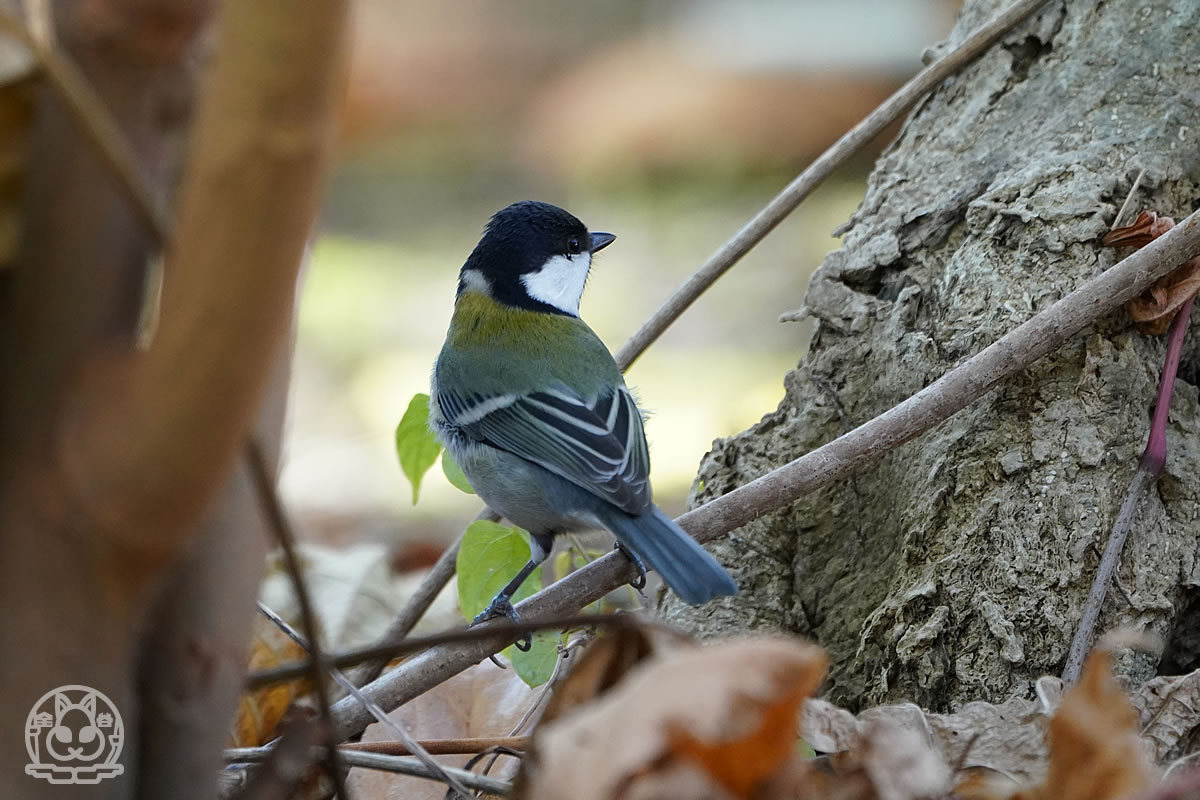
left=567, top=237, right=581, bottom=255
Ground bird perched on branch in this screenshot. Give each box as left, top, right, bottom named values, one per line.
left=430, top=201, right=737, bottom=637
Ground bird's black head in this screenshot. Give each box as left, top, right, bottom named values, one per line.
left=458, top=201, right=616, bottom=317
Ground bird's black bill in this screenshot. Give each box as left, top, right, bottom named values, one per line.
left=590, top=231, right=616, bottom=253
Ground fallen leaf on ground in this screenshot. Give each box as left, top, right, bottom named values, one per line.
left=515, top=636, right=827, bottom=800
left=1005, top=651, right=1157, bottom=800
left=803, top=693, right=1049, bottom=786
left=536, top=621, right=690, bottom=728
left=347, top=658, right=540, bottom=799
left=231, top=613, right=310, bottom=747
left=830, top=719, right=952, bottom=800
left=239, top=543, right=461, bottom=744
left=1103, top=211, right=1200, bottom=335
left=1131, top=668, right=1200, bottom=764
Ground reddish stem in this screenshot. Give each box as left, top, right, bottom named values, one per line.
left=1142, top=294, right=1197, bottom=475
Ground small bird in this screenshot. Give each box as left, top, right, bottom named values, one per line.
left=430, top=201, right=737, bottom=632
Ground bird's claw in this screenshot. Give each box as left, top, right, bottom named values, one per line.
left=615, top=543, right=647, bottom=591
left=472, top=595, right=531, bottom=651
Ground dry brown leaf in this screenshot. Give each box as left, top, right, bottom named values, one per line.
left=237, top=544, right=461, bottom=746
left=801, top=698, right=861, bottom=753
left=1131, top=668, right=1200, bottom=764
left=803, top=693, right=1050, bottom=786
left=347, top=659, right=539, bottom=800
left=859, top=720, right=950, bottom=800
left=231, top=614, right=310, bottom=747
left=1103, top=211, right=1200, bottom=335
left=1103, top=210, right=1175, bottom=248
left=1012, top=650, right=1158, bottom=800
left=669, top=672, right=812, bottom=798
left=516, top=636, right=827, bottom=800
left=537, top=621, right=690, bottom=729
left=954, top=767, right=1023, bottom=800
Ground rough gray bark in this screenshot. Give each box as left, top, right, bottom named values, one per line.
left=666, top=0, right=1200, bottom=711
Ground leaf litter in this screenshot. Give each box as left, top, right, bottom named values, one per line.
left=237, top=543, right=1200, bottom=798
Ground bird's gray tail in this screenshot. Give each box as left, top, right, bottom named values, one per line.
left=600, top=506, right=737, bottom=605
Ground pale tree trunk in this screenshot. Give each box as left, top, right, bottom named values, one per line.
left=0, top=1, right=347, bottom=798
left=667, top=0, right=1200, bottom=711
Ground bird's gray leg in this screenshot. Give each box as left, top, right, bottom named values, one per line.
left=615, top=542, right=647, bottom=590
left=472, top=534, right=552, bottom=651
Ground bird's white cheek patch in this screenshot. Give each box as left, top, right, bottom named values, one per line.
left=458, top=268, right=492, bottom=296
left=521, top=253, right=591, bottom=316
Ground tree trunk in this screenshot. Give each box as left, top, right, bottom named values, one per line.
left=666, top=0, right=1200, bottom=712
left=0, top=1, right=347, bottom=796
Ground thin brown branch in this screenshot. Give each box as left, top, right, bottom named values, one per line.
left=257, top=600, right=475, bottom=800
left=225, top=747, right=512, bottom=796
left=612, top=0, right=1055, bottom=369
left=348, top=507, right=498, bottom=688
left=247, top=443, right=349, bottom=799
left=1061, top=457, right=1153, bottom=687
left=342, top=737, right=530, bottom=757
left=1113, top=169, right=1147, bottom=232
left=229, top=716, right=328, bottom=800
left=329, top=210, right=1200, bottom=739
left=1063, top=293, right=1198, bottom=683
left=247, top=612, right=628, bottom=690
left=0, top=8, right=171, bottom=240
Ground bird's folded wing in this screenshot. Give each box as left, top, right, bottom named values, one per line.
left=438, top=385, right=652, bottom=515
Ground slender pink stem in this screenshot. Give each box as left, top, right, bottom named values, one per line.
left=1063, top=293, right=1197, bottom=682
left=1142, top=295, right=1197, bottom=475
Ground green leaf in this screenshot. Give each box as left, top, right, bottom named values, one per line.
left=395, top=393, right=442, bottom=504
left=457, top=520, right=552, bottom=686
left=441, top=451, right=475, bottom=494
left=457, top=520, right=542, bottom=619
left=510, top=631, right=565, bottom=687
left=796, top=739, right=817, bottom=759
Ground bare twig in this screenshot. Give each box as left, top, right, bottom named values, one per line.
left=1062, top=195, right=1195, bottom=683
left=509, top=636, right=585, bottom=737
left=471, top=635, right=586, bottom=781
left=1113, top=169, right=1147, bottom=232
left=22, top=0, right=53, bottom=48
left=230, top=716, right=327, bottom=800
left=612, top=0, right=1054, bottom=367
left=6, top=0, right=352, bottom=763
left=257, top=601, right=474, bottom=799
left=0, top=5, right=171, bottom=345
left=248, top=612, right=628, bottom=690
left=350, top=0, right=1056, bottom=682
left=328, top=213, right=1200, bottom=738
left=342, top=737, right=531, bottom=757
left=1062, top=293, right=1197, bottom=683
left=2, top=3, right=352, bottom=793
left=349, top=507, right=498, bottom=688
left=226, top=747, right=511, bottom=796
left=0, top=7, right=171, bottom=240
left=246, top=443, right=350, bottom=799
left=0, top=13, right=321, bottom=538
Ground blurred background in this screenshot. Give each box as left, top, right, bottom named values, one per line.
left=280, top=0, right=958, bottom=556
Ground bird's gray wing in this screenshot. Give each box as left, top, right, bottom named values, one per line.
left=438, top=384, right=652, bottom=515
